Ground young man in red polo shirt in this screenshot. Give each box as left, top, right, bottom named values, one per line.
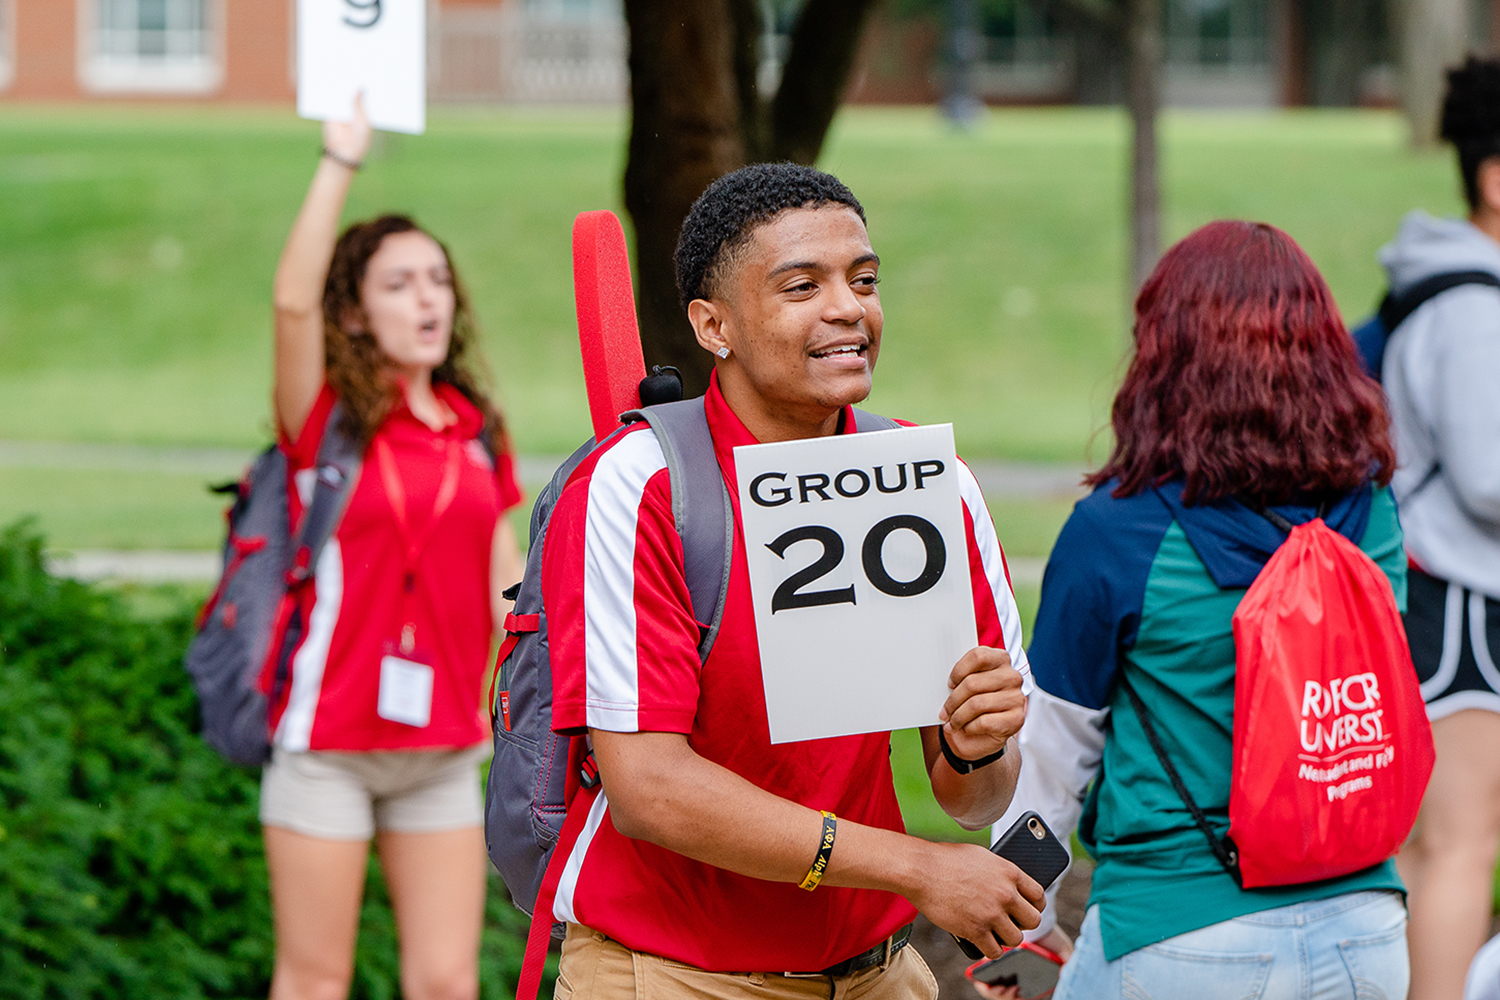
left=540, top=163, right=1042, bottom=997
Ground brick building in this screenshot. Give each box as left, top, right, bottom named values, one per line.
left=0, top=0, right=603, bottom=103
left=3, top=0, right=297, bottom=100
left=3, top=0, right=1498, bottom=109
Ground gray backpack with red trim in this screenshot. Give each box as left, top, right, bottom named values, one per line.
left=184, top=406, right=362, bottom=766
left=484, top=398, right=896, bottom=917
left=485, top=398, right=731, bottom=916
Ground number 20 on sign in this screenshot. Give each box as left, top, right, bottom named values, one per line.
left=734, top=424, right=979, bottom=744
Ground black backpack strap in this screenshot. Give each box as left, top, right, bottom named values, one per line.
left=1378, top=269, right=1500, bottom=332
left=624, top=399, right=734, bottom=661
left=286, top=403, right=363, bottom=585
left=1117, top=671, right=1243, bottom=885
left=1233, top=493, right=1333, bottom=534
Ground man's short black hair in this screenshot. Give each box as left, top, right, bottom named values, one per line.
left=674, top=162, right=866, bottom=308
left=1441, top=56, right=1500, bottom=210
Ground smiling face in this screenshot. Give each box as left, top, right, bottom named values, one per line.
left=689, top=205, right=883, bottom=441
left=355, top=230, right=456, bottom=377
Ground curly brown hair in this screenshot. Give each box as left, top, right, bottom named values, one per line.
left=321, top=214, right=509, bottom=454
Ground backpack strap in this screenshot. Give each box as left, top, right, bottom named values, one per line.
left=515, top=779, right=602, bottom=1000
left=1358, top=270, right=1500, bottom=382
left=285, top=403, right=363, bottom=586
left=1233, top=493, right=1332, bottom=535
left=1377, top=269, right=1500, bottom=332
left=623, top=398, right=733, bottom=659
left=621, top=400, right=902, bottom=659
left=851, top=407, right=900, bottom=433
left=1117, top=671, right=1244, bottom=886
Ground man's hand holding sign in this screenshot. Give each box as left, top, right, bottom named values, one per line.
left=542, top=165, right=1042, bottom=996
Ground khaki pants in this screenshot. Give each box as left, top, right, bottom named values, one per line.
left=554, top=923, right=939, bottom=1000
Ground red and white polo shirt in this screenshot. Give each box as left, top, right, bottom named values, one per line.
left=541, top=374, right=1029, bottom=972
left=264, top=382, right=523, bottom=752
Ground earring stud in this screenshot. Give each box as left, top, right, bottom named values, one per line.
left=716, top=346, right=730, bottom=359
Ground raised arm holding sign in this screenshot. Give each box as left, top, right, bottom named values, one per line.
left=538, top=164, right=1042, bottom=997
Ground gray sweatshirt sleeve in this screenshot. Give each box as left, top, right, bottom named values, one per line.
left=1431, top=288, right=1500, bottom=526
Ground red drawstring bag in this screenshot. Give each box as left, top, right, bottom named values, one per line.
left=1228, top=518, right=1434, bottom=888
left=1123, top=513, right=1436, bottom=889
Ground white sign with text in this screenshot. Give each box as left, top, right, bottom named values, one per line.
left=298, top=0, right=426, bottom=135
left=735, top=424, right=978, bottom=744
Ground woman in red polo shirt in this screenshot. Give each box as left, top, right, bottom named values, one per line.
left=260, top=99, right=524, bottom=1000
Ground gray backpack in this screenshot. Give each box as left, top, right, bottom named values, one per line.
left=484, top=398, right=896, bottom=918
left=184, top=406, right=362, bottom=766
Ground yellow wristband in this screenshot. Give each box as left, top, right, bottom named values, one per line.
left=798, top=811, right=837, bottom=891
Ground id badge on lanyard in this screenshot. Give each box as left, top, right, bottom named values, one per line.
left=373, top=436, right=462, bottom=729
left=379, top=646, right=436, bottom=728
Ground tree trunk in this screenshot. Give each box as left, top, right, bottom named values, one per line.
left=1043, top=0, right=1126, bottom=104
left=621, top=0, right=877, bottom=395
left=622, top=0, right=746, bottom=395
left=1396, top=0, right=1469, bottom=147
left=731, top=0, right=768, bottom=162
left=1126, top=0, right=1161, bottom=291
left=771, top=0, right=881, bottom=164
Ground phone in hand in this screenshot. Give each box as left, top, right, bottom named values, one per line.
left=965, top=941, right=1066, bottom=999
left=954, top=811, right=1069, bottom=961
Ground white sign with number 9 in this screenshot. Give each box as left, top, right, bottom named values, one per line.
left=734, top=423, right=978, bottom=744
left=298, top=0, right=425, bottom=135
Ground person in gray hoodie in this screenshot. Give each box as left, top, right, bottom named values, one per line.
left=1383, top=56, right=1500, bottom=1000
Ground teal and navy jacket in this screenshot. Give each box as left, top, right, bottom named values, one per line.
left=994, top=478, right=1407, bottom=960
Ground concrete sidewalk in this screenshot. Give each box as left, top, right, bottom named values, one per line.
left=45, top=547, right=1049, bottom=588
left=13, top=439, right=1077, bottom=587
left=2, top=439, right=1087, bottom=500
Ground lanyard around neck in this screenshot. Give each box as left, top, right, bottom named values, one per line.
left=373, top=435, right=464, bottom=596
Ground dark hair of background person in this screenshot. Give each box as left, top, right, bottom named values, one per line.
left=1440, top=55, right=1500, bottom=211
left=674, top=162, right=866, bottom=309
left=1087, top=220, right=1394, bottom=506
left=322, top=214, right=509, bottom=453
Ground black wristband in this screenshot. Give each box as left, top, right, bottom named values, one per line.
left=798, top=811, right=837, bottom=891
left=321, top=146, right=363, bottom=172
left=938, top=728, right=1006, bottom=775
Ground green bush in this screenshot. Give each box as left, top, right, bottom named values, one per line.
left=0, top=522, right=536, bottom=999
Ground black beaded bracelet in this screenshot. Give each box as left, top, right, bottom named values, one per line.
left=321, top=146, right=363, bottom=172
left=938, top=728, right=1006, bottom=775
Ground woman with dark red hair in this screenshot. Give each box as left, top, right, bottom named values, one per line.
left=991, top=221, right=1411, bottom=997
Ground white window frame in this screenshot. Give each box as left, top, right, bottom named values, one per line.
left=0, top=0, right=15, bottom=92
left=77, top=0, right=225, bottom=94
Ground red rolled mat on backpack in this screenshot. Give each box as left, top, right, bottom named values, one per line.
left=573, top=210, right=647, bottom=442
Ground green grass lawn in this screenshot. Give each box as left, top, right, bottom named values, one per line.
left=0, top=104, right=1462, bottom=462
left=0, top=465, right=240, bottom=550
left=0, top=103, right=1458, bottom=553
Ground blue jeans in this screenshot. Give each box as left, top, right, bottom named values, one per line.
left=1055, top=890, right=1408, bottom=1000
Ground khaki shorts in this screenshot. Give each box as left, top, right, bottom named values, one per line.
left=259, top=744, right=489, bottom=840
left=554, top=923, right=938, bottom=1000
